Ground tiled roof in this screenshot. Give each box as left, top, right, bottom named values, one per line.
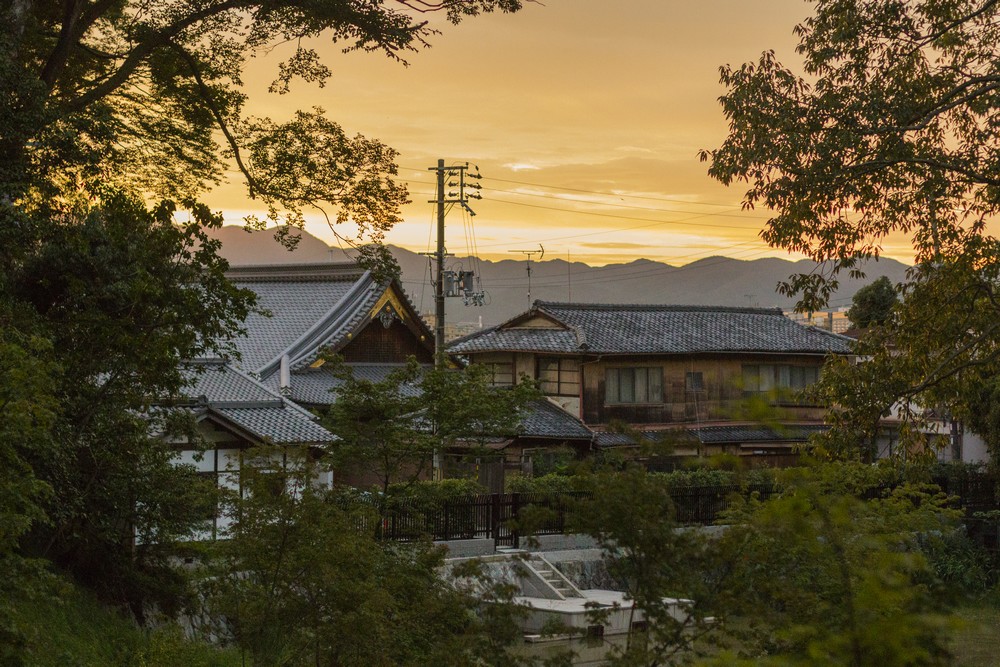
left=518, top=399, right=594, bottom=441
left=215, top=406, right=333, bottom=445
left=226, top=263, right=433, bottom=380
left=279, top=363, right=426, bottom=406
left=449, top=301, right=853, bottom=356
left=227, top=264, right=377, bottom=375
left=693, top=424, right=828, bottom=444
left=173, top=360, right=334, bottom=445
left=182, top=359, right=282, bottom=405
left=593, top=424, right=827, bottom=448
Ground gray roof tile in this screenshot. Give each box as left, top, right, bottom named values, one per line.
left=174, top=360, right=334, bottom=445
left=216, top=406, right=333, bottom=445
left=286, top=363, right=426, bottom=406
left=450, top=302, right=853, bottom=356
left=518, top=400, right=593, bottom=440
left=181, top=360, right=281, bottom=405
left=226, top=264, right=433, bottom=380
left=232, top=279, right=361, bottom=372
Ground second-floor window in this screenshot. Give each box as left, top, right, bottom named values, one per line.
left=685, top=371, right=705, bottom=392
left=537, top=357, right=580, bottom=396
left=485, top=361, right=514, bottom=387
left=742, top=364, right=820, bottom=395
left=605, top=367, right=663, bottom=404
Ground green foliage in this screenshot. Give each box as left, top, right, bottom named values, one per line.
left=0, top=333, right=57, bottom=555
left=709, top=465, right=962, bottom=665
left=509, top=465, right=780, bottom=495
left=388, top=478, right=488, bottom=516
left=704, top=0, right=1000, bottom=309
left=204, top=448, right=530, bottom=666
left=1, top=0, right=524, bottom=256
left=568, top=468, right=720, bottom=666
left=5, top=192, right=253, bottom=617
left=507, top=473, right=589, bottom=494
left=921, top=529, right=996, bottom=597
left=2, top=566, right=239, bottom=667
left=848, top=276, right=899, bottom=329
left=324, top=358, right=538, bottom=497
left=323, top=358, right=434, bottom=495
left=395, top=477, right=489, bottom=500
left=704, top=0, right=1000, bottom=461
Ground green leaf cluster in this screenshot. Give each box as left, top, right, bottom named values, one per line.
left=203, top=449, right=531, bottom=666
left=1, top=0, right=524, bottom=259
left=705, top=0, right=1000, bottom=461
left=710, top=466, right=962, bottom=665
left=323, top=358, right=538, bottom=498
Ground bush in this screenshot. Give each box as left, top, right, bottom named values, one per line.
left=507, top=473, right=588, bottom=494
left=922, top=528, right=996, bottom=597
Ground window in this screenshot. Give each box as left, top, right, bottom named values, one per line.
left=605, top=367, right=663, bottom=404
left=743, top=364, right=820, bottom=395
left=483, top=361, right=514, bottom=386
left=685, top=371, right=704, bottom=392
left=537, top=357, right=580, bottom=396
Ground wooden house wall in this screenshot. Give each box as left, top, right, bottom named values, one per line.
left=582, top=354, right=828, bottom=425
left=339, top=319, right=433, bottom=364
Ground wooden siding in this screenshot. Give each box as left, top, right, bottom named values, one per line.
left=339, top=318, right=434, bottom=364
left=582, top=354, right=829, bottom=425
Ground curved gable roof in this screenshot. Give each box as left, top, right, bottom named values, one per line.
left=226, top=263, right=433, bottom=377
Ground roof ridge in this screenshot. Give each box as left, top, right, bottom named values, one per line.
left=256, top=271, right=375, bottom=376
left=535, top=300, right=783, bottom=315
left=227, top=262, right=365, bottom=282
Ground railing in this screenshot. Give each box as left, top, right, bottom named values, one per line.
left=346, top=475, right=1000, bottom=545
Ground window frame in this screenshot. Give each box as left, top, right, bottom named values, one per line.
left=742, top=363, right=821, bottom=400
left=685, top=371, right=705, bottom=393
left=605, top=366, right=664, bottom=405
left=537, top=356, right=581, bottom=397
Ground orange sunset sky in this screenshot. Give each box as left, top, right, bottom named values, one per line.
left=205, top=0, right=917, bottom=267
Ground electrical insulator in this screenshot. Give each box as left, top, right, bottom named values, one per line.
left=460, top=271, right=476, bottom=295
left=442, top=270, right=459, bottom=297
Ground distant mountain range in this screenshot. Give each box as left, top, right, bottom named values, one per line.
left=206, top=226, right=912, bottom=329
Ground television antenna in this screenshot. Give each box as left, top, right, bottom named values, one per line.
left=510, top=244, right=545, bottom=308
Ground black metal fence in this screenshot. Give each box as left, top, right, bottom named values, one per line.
left=352, top=475, right=1000, bottom=546
left=363, top=492, right=584, bottom=547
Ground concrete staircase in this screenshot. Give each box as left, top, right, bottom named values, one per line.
left=526, top=554, right=583, bottom=600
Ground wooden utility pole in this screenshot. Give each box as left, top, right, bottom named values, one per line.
left=434, top=159, right=446, bottom=366
left=427, top=160, right=482, bottom=367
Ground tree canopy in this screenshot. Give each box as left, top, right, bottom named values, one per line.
left=2, top=0, right=524, bottom=257
left=848, top=276, right=898, bottom=329
left=704, top=0, right=1000, bottom=305
left=0, top=0, right=530, bottom=626
left=323, top=359, right=538, bottom=497
left=704, top=0, right=1000, bottom=459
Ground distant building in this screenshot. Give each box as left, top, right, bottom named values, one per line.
left=420, top=314, right=485, bottom=342
left=785, top=307, right=852, bottom=333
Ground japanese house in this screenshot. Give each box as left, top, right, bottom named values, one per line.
left=448, top=301, right=854, bottom=467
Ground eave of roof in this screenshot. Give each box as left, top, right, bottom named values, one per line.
left=593, top=423, right=828, bottom=449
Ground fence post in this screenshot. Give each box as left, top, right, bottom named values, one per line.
left=512, top=493, right=520, bottom=549
left=443, top=500, right=450, bottom=541
left=490, top=494, right=502, bottom=541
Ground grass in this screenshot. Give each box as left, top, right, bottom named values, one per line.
left=950, top=600, right=1000, bottom=667
left=6, top=570, right=241, bottom=667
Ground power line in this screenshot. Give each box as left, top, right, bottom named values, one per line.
left=401, top=165, right=754, bottom=210
left=401, top=185, right=765, bottom=241
left=479, top=185, right=770, bottom=219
